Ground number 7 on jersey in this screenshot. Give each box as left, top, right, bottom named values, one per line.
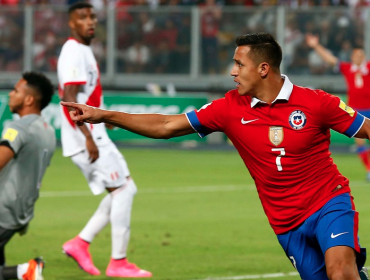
left=272, top=148, right=285, bottom=171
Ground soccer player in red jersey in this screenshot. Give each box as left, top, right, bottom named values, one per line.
left=306, top=34, right=370, bottom=181
left=62, top=33, right=370, bottom=280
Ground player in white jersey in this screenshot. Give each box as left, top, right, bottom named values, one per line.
left=58, top=2, right=151, bottom=278
left=0, top=72, right=56, bottom=280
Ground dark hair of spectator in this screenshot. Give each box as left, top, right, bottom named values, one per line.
left=353, top=45, right=364, bottom=50
left=235, top=33, right=282, bottom=71
left=68, top=2, right=93, bottom=15
left=22, top=72, right=54, bottom=110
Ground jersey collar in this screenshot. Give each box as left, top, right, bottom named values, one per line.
left=250, top=74, right=293, bottom=108
left=350, top=61, right=369, bottom=75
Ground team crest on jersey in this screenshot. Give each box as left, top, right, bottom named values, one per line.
left=289, top=110, right=307, bottom=130
left=269, top=126, right=284, bottom=146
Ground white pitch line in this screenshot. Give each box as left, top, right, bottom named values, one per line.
left=39, top=180, right=369, bottom=198
left=189, top=266, right=370, bottom=280
left=39, top=185, right=254, bottom=198
left=188, top=271, right=299, bottom=280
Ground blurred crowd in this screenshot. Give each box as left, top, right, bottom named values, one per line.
left=1, top=0, right=368, bottom=7
left=0, top=0, right=368, bottom=75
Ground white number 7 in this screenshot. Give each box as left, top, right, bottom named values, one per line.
left=272, top=148, right=285, bottom=171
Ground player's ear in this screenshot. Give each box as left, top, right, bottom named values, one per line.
left=68, top=19, right=75, bottom=30
left=24, top=94, right=35, bottom=107
left=259, top=62, right=269, bottom=77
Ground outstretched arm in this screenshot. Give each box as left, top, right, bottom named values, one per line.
left=61, top=102, right=195, bottom=139
left=305, top=33, right=338, bottom=67
left=354, top=118, right=370, bottom=140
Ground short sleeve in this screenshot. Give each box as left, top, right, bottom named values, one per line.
left=339, top=61, right=350, bottom=76
left=186, top=97, right=228, bottom=137
left=58, top=40, right=87, bottom=86
left=1, top=122, right=27, bottom=154
left=320, top=91, right=364, bottom=137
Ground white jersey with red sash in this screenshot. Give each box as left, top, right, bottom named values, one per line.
left=57, top=38, right=111, bottom=157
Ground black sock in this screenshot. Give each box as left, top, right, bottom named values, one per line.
left=2, top=266, right=18, bottom=279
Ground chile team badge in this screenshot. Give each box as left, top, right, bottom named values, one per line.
left=289, top=110, right=307, bottom=130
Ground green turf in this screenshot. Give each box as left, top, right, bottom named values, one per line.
left=6, top=147, right=370, bottom=280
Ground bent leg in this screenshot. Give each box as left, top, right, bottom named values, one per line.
left=79, top=194, right=112, bottom=242
left=355, top=139, right=370, bottom=169
left=277, top=225, right=329, bottom=280
left=325, top=246, right=360, bottom=280
left=317, top=194, right=366, bottom=280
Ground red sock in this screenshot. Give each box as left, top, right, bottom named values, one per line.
left=358, top=151, right=370, bottom=171
left=367, top=150, right=370, bottom=171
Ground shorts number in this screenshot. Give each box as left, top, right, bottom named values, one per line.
left=289, top=256, right=297, bottom=270
left=272, top=148, right=285, bottom=171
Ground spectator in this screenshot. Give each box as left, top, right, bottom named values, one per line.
left=125, top=39, right=151, bottom=73
left=284, top=16, right=303, bottom=69
left=173, top=15, right=191, bottom=73
left=151, top=40, right=171, bottom=73
left=287, top=39, right=311, bottom=74
left=200, top=0, right=222, bottom=74
left=338, top=40, right=353, bottom=62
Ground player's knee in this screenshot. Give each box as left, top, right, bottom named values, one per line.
left=326, top=263, right=359, bottom=280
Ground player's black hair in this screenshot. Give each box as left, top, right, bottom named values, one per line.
left=235, top=33, right=282, bottom=71
left=68, top=1, right=93, bottom=15
left=22, top=72, right=54, bottom=110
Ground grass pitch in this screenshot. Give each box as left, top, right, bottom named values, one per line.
left=6, top=146, right=370, bottom=280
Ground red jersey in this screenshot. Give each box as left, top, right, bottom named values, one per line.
left=340, top=61, right=370, bottom=110
left=186, top=76, right=365, bottom=234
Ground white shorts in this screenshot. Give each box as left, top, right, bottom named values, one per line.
left=71, top=143, right=130, bottom=195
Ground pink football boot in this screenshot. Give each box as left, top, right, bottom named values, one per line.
left=62, top=236, right=100, bottom=275
left=106, top=258, right=152, bottom=278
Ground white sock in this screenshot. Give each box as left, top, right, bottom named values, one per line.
left=17, top=263, right=29, bottom=280
left=110, top=179, right=137, bottom=259
left=79, top=194, right=112, bottom=242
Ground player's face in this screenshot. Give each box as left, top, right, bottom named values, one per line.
left=351, top=49, right=366, bottom=66
left=8, top=79, right=29, bottom=113
left=230, top=46, right=261, bottom=96
left=69, top=8, right=97, bottom=44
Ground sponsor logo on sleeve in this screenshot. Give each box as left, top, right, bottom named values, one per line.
left=3, top=128, right=18, bottom=142
left=289, top=110, right=307, bottom=130
left=339, top=100, right=355, bottom=117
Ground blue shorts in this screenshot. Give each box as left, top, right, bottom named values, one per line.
left=357, top=109, right=370, bottom=119
left=277, top=193, right=366, bottom=280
